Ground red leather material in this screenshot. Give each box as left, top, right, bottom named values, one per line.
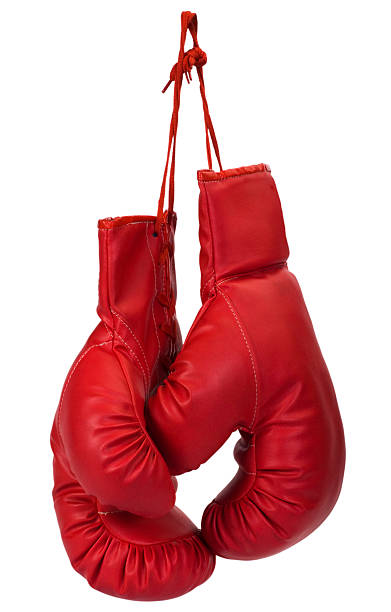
left=52, top=435, right=214, bottom=600
left=147, top=165, right=345, bottom=560
left=198, top=165, right=289, bottom=301
left=51, top=214, right=215, bottom=599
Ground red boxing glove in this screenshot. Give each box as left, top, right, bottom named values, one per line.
left=51, top=11, right=221, bottom=599
left=147, top=164, right=346, bottom=560
left=50, top=214, right=215, bottom=600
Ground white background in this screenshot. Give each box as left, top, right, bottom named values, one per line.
left=1, top=0, right=390, bottom=609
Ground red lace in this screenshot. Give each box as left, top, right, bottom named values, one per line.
left=155, top=11, right=223, bottom=348
left=156, top=222, right=177, bottom=365
left=156, top=11, right=223, bottom=231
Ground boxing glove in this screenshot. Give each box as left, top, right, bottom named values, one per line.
left=147, top=163, right=346, bottom=560
left=51, top=10, right=225, bottom=599
left=51, top=213, right=215, bottom=600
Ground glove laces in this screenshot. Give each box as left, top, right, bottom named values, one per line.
left=155, top=11, right=223, bottom=233
left=154, top=11, right=223, bottom=351
left=162, top=46, right=207, bottom=93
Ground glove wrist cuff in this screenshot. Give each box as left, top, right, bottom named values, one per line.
left=198, top=163, right=290, bottom=302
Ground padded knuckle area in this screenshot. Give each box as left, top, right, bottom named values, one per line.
left=201, top=418, right=345, bottom=560
left=202, top=476, right=311, bottom=560
left=53, top=458, right=214, bottom=601
left=58, top=341, right=175, bottom=518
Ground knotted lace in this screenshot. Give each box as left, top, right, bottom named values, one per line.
left=154, top=11, right=223, bottom=357
left=155, top=11, right=223, bottom=232
left=162, top=46, right=207, bottom=93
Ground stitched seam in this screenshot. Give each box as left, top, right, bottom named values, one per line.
left=113, top=330, right=148, bottom=394
left=217, top=262, right=287, bottom=286
left=105, top=225, right=116, bottom=348
left=98, top=221, right=155, bottom=231
left=201, top=275, right=214, bottom=293
left=102, top=321, right=111, bottom=336
left=110, top=309, right=151, bottom=384
left=57, top=340, right=113, bottom=445
left=145, top=222, right=161, bottom=377
left=201, top=181, right=217, bottom=292
left=198, top=167, right=268, bottom=184
left=201, top=275, right=215, bottom=301
left=217, top=288, right=259, bottom=429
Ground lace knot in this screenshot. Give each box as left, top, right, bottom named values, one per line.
left=162, top=46, right=207, bottom=93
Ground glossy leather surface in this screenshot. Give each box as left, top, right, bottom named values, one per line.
left=147, top=164, right=345, bottom=560
left=51, top=214, right=215, bottom=600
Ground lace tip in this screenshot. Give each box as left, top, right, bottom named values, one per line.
left=162, top=80, right=172, bottom=94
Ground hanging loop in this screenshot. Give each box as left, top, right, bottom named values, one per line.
left=156, top=11, right=223, bottom=230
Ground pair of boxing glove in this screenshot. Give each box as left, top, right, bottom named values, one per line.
left=51, top=163, right=345, bottom=600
